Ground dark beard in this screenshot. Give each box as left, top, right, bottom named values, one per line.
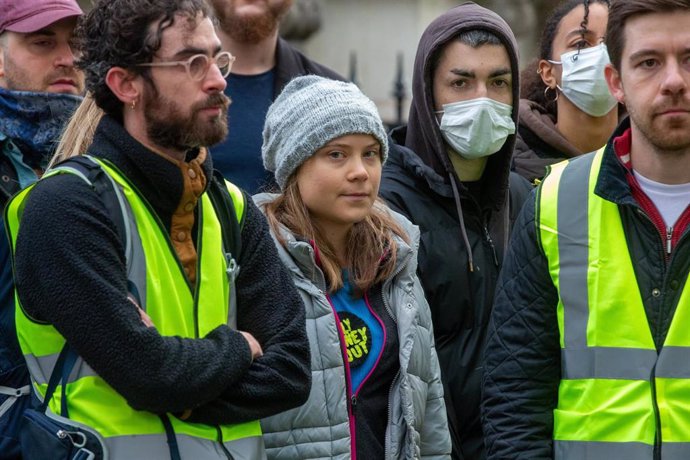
left=144, top=92, right=230, bottom=151
left=217, top=0, right=292, bottom=43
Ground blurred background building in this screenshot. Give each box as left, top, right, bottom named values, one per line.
left=76, top=0, right=563, bottom=126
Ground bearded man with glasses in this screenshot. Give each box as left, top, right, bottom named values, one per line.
left=6, top=0, right=310, bottom=458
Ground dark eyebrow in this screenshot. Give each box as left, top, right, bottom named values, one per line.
left=448, top=68, right=511, bottom=79
left=24, top=29, right=56, bottom=38
left=450, top=69, right=475, bottom=78
left=171, top=44, right=223, bottom=59
left=490, top=68, right=512, bottom=78
left=565, top=28, right=594, bottom=39
left=628, top=49, right=659, bottom=62
left=629, top=47, right=690, bottom=62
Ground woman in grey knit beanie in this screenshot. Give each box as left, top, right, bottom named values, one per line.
left=255, top=75, right=451, bottom=459
left=262, top=75, right=389, bottom=191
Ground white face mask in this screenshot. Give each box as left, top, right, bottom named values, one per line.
left=548, top=43, right=618, bottom=117
left=436, top=97, right=515, bottom=160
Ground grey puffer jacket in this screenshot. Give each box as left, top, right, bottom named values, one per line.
left=255, top=194, right=451, bottom=460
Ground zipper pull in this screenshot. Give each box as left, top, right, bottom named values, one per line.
left=484, top=226, right=499, bottom=266
left=351, top=395, right=357, bottom=412
left=667, top=226, right=674, bottom=255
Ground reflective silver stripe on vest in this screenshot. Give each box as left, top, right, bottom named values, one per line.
left=656, top=346, right=690, bottom=378
left=557, top=153, right=595, bottom=350
left=562, top=347, right=657, bottom=380
left=25, top=353, right=98, bottom=386
left=554, top=440, right=653, bottom=459
left=107, top=433, right=265, bottom=459
left=102, top=163, right=148, bottom=311
left=662, top=442, right=690, bottom=459
left=554, top=154, right=690, bottom=381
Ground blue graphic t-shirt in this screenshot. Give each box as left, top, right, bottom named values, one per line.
left=210, top=70, right=275, bottom=194
left=330, top=272, right=385, bottom=394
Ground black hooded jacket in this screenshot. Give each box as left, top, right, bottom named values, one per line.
left=512, top=99, right=583, bottom=185
left=379, top=3, right=531, bottom=459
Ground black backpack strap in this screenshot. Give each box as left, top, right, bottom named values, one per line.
left=38, top=344, right=76, bottom=416
left=49, top=156, right=128, bottom=254
left=160, top=415, right=182, bottom=460
left=206, top=169, right=244, bottom=262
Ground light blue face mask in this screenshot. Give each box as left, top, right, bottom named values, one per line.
left=436, top=97, right=515, bottom=160
left=548, top=43, right=618, bottom=117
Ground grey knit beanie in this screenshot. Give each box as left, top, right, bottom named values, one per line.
left=262, top=75, right=389, bottom=190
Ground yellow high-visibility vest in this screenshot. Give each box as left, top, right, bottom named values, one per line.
left=538, top=148, right=690, bottom=460
left=6, top=157, right=263, bottom=459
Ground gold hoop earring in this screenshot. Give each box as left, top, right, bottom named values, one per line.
left=544, top=86, right=559, bottom=103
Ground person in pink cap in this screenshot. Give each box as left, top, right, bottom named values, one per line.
left=0, top=0, right=84, bottom=94
left=0, top=1, right=83, bottom=459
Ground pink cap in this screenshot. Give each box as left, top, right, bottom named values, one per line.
left=0, top=0, right=83, bottom=34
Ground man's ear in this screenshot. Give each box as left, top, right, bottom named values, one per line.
left=538, top=59, right=559, bottom=91
left=105, top=67, right=141, bottom=107
left=605, top=63, right=625, bottom=105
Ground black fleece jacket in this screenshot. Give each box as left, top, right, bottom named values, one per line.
left=14, top=115, right=310, bottom=422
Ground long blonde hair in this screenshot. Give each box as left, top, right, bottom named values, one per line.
left=264, top=175, right=409, bottom=294
left=48, top=92, right=104, bottom=169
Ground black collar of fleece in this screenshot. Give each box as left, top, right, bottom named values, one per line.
left=87, top=115, right=215, bottom=232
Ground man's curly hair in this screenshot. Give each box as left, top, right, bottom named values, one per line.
left=75, top=0, right=213, bottom=120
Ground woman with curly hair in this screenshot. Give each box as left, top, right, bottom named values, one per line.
left=512, top=0, right=616, bottom=184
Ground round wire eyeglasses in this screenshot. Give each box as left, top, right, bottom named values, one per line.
left=137, top=51, right=235, bottom=80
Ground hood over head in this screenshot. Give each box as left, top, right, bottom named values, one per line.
left=405, top=1, right=520, bottom=210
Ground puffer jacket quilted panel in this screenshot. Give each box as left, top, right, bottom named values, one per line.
left=255, top=195, right=451, bottom=459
